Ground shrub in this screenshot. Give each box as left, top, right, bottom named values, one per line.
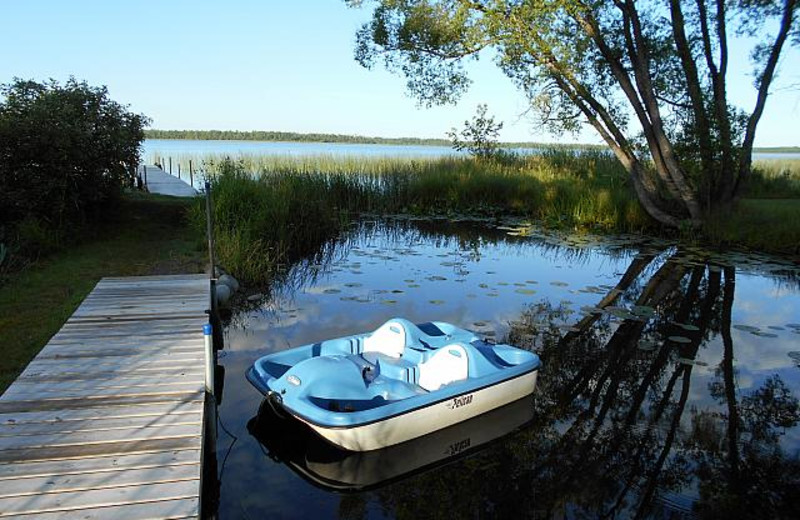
left=0, top=78, right=148, bottom=259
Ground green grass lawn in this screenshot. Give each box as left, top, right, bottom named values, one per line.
left=0, top=193, right=205, bottom=393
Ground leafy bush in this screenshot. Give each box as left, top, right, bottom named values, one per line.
left=447, top=104, right=504, bottom=160
left=0, top=78, right=148, bottom=259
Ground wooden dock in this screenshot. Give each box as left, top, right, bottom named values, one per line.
left=142, top=166, right=198, bottom=198
left=0, top=274, right=210, bottom=519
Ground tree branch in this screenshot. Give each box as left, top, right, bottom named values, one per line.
left=696, top=0, right=735, bottom=204
left=670, top=0, right=715, bottom=192
left=736, top=0, right=797, bottom=198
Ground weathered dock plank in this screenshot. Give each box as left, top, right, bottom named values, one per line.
left=0, top=274, right=209, bottom=519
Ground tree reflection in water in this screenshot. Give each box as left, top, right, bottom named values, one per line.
left=364, top=252, right=799, bottom=519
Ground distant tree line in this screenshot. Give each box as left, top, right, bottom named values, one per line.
left=0, top=78, right=148, bottom=274
left=144, top=128, right=607, bottom=150
left=145, top=129, right=452, bottom=146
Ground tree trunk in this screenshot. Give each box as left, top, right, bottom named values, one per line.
left=735, top=0, right=797, bottom=200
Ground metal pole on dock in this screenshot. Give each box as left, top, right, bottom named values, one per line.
left=203, top=324, right=215, bottom=396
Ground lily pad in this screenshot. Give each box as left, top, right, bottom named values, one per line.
left=515, top=288, right=537, bottom=295
left=733, top=324, right=760, bottom=332
left=473, top=321, right=487, bottom=327
left=429, top=299, right=445, bottom=305
left=407, top=284, right=421, bottom=288
left=344, top=282, right=363, bottom=288
left=607, top=309, right=636, bottom=320
left=674, top=323, right=700, bottom=332
left=550, top=281, right=569, bottom=287
left=322, top=288, right=341, bottom=294
left=381, top=299, right=398, bottom=305
left=631, top=305, right=656, bottom=316
left=638, top=340, right=659, bottom=351
left=558, top=324, right=581, bottom=332
left=678, top=358, right=708, bottom=367
left=788, top=351, right=800, bottom=362
left=751, top=331, right=778, bottom=338
left=668, top=335, right=692, bottom=344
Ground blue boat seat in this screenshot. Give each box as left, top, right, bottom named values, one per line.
left=417, top=344, right=469, bottom=391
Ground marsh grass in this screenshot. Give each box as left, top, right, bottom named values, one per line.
left=747, top=159, right=800, bottom=198
left=187, top=152, right=799, bottom=282
left=193, top=151, right=654, bottom=281
left=705, top=199, right=800, bottom=253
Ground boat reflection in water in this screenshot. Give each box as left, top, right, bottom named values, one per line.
left=247, top=395, right=535, bottom=492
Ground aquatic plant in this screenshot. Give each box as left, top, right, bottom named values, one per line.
left=192, top=151, right=656, bottom=282
left=186, top=152, right=798, bottom=282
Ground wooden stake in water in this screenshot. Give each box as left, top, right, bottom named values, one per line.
left=189, top=160, right=194, bottom=188
left=169, top=157, right=172, bottom=175
left=178, top=163, right=181, bottom=180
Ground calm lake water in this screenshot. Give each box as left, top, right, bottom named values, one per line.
left=143, top=139, right=461, bottom=160
left=143, top=139, right=800, bottom=162
left=209, top=219, right=800, bottom=519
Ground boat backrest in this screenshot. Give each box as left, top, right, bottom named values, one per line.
left=363, top=320, right=407, bottom=359
left=418, top=344, right=469, bottom=391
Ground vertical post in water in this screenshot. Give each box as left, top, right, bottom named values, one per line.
left=189, top=160, right=194, bottom=188
left=203, top=323, right=215, bottom=396
left=169, top=157, right=172, bottom=175
left=178, top=163, right=181, bottom=180
left=143, top=164, right=148, bottom=189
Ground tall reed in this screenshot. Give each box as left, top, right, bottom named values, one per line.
left=193, top=151, right=654, bottom=282
left=191, top=152, right=799, bottom=282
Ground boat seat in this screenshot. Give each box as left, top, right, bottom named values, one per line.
left=363, top=320, right=407, bottom=359
left=417, top=344, right=469, bottom=391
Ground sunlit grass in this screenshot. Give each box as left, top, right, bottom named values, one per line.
left=190, top=151, right=653, bottom=282
left=748, top=159, right=800, bottom=198
left=176, top=151, right=798, bottom=282
left=705, top=199, right=800, bottom=253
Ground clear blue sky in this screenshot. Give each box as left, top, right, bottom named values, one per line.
left=1, top=0, right=797, bottom=145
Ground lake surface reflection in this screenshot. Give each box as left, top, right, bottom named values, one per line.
left=211, top=220, right=800, bottom=519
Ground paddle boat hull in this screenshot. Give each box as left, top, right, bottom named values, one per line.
left=248, top=395, right=536, bottom=491
left=247, top=318, right=541, bottom=451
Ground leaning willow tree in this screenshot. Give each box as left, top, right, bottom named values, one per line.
left=347, top=0, right=798, bottom=227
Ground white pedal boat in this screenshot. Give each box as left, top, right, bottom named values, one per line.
left=247, top=318, right=541, bottom=451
